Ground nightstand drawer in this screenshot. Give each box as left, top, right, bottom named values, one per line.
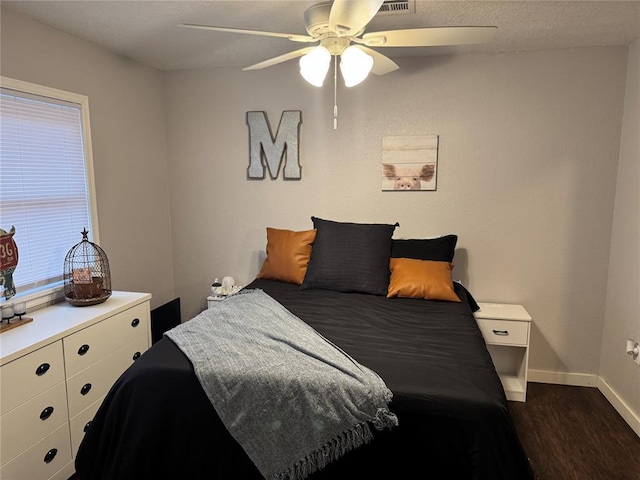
left=0, top=341, right=65, bottom=415
left=64, top=302, right=149, bottom=377
left=476, top=318, right=529, bottom=346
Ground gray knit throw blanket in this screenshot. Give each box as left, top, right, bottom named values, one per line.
left=165, top=289, right=397, bottom=480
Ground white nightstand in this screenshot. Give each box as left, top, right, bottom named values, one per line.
left=474, top=302, right=532, bottom=402
left=207, top=295, right=225, bottom=308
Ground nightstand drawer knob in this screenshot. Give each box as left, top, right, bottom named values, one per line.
left=40, top=406, right=54, bottom=420
left=131, top=318, right=140, bottom=327
left=84, top=420, right=93, bottom=433
left=35, top=363, right=50, bottom=376
left=493, top=329, right=509, bottom=336
left=78, top=344, right=90, bottom=355
left=43, top=448, right=58, bottom=464
left=80, top=383, right=92, bottom=395
left=132, top=351, right=141, bottom=361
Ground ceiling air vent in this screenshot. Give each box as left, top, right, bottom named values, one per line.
left=378, top=0, right=415, bottom=15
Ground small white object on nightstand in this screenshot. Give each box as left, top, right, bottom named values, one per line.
left=474, top=302, right=532, bottom=402
left=207, top=284, right=243, bottom=308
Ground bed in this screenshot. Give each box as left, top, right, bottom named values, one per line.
left=75, top=218, right=534, bottom=480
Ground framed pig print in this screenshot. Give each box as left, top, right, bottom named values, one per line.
left=381, top=135, right=438, bottom=191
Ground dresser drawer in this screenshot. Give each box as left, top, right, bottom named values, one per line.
left=1, top=381, right=68, bottom=466
left=476, top=318, right=529, bottom=346
left=70, top=397, right=103, bottom=458
left=0, top=341, right=65, bottom=415
left=0, top=422, right=72, bottom=480
left=64, top=302, right=150, bottom=377
left=67, top=335, right=148, bottom=417
left=49, top=460, right=76, bottom=480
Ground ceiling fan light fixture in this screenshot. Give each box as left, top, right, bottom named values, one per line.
left=299, top=45, right=331, bottom=87
left=339, top=45, right=374, bottom=87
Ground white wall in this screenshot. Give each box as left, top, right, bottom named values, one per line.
left=0, top=9, right=175, bottom=309
left=164, top=47, right=628, bottom=378
left=2, top=7, right=632, bottom=385
left=600, top=39, right=640, bottom=433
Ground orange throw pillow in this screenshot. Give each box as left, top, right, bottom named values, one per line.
left=387, top=257, right=460, bottom=302
left=257, top=228, right=317, bottom=285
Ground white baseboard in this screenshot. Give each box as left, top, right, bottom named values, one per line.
left=597, top=377, right=640, bottom=438
left=528, top=369, right=598, bottom=387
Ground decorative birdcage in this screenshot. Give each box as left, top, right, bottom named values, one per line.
left=63, top=228, right=111, bottom=306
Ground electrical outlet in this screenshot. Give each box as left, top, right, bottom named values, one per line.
left=627, top=339, right=640, bottom=365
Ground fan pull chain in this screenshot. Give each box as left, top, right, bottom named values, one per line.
left=333, top=55, right=338, bottom=130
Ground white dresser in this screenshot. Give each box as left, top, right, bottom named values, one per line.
left=0, top=291, right=152, bottom=480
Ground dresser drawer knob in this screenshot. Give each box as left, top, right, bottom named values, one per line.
left=84, top=420, right=93, bottom=433
left=492, top=329, right=509, bottom=336
left=40, top=406, right=54, bottom=420
left=35, top=363, right=50, bottom=376
left=132, top=351, right=141, bottom=361
left=131, top=318, right=140, bottom=327
left=43, top=448, right=58, bottom=464
left=78, top=344, right=90, bottom=356
left=80, top=383, right=92, bottom=396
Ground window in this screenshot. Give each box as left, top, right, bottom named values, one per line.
left=0, top=77, right=98, bottom=307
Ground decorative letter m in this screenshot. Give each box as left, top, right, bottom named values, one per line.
left=247, top=111, right=302, bottom=180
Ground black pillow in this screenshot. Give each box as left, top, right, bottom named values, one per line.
left=301, top=217, right=398, bottom=295
left=391, top=235, right=458, bottom=263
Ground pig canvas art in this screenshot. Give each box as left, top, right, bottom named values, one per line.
left=381, top=135, right=438, bottom=191
left=383, top=163, right=435, bottom=190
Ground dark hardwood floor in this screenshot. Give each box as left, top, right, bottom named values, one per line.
left=509, top=382, right=640, bottom=480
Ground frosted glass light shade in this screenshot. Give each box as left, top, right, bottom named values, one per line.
left=339, top=46, right=374, bottom=87
left=299, top=46, right=331, bottom=87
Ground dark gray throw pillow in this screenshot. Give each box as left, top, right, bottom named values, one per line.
left=301, top=217, right=398, bottom=295
left=391, top=235, right=458, bottom=263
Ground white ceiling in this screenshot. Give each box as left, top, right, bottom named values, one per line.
left=3, top=0, right=640, bottom=71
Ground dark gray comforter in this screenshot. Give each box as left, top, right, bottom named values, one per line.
left=76, top=279, right=534, bottom=480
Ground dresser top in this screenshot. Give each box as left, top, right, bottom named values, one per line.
left=0, top=291, right=151, bottom=365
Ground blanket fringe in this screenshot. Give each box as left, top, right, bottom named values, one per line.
left=371, top=388, right=398, bottom=431
left=272, top=422, right=374, bottom=480
left=372, top=407, right=399, bottom=431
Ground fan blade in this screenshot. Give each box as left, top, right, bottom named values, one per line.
left=178, top=23, right=316, bottom=43
left=329, top=0, right=385, bottom=36
left=354, top=46, right=399, bottom=75
left=243, top=47, right=316, bottom=70
left=362, top=26, right=497, bottom=47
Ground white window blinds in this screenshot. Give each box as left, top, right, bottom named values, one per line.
left=0, top=85, right=94, bottom=293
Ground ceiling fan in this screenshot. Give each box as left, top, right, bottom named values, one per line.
left=178, top=0, right=497, bottom=127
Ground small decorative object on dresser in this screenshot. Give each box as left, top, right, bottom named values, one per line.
left=0, top=300, right=33, bottom=334
left=63, top=228, right=112, bottom=306
left=474, top=302, right=532, bottom=402
left=0, top=225, right=19, bottom=299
